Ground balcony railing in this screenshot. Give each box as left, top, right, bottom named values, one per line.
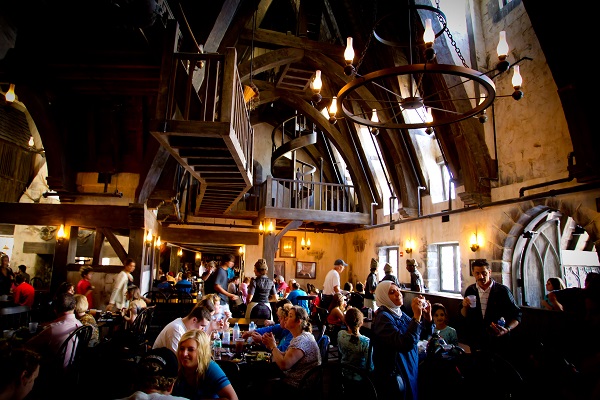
left=257, top=176, right=358, bottom=213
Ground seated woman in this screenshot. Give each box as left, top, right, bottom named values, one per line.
left=122, top=285, right=147, bottom=329
left=337, top=307, right=372, bottom=375
left=243, top=299, right=293, bottom=351
left=327, top=292, right=348, bottom=344
left=73, top=294, right=100, bottom=347
left=172, top=329, right=238, bottom=400
left=262, top=306, right=321, bottom=391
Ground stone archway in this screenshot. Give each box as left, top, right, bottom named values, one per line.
left=497, top=196, right=600, bottom=307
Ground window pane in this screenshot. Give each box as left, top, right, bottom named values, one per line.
left=440, top=245, right=457, bottom=292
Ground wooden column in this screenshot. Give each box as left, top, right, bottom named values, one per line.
left=262, top=220, right=303, bottom=280
left=50, top=226, right=78, bottom=293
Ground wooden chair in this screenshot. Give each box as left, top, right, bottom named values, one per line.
left=57, top=325, right=93, bottom=383
left=144, top=291, right=168, bottom=304
left=317, top=333, right=330, bottom=363
left=30, top=277, right=44, bottom=289
left=296, top=364, right=324, bottom=400
left=334, top=363, right=378, bottom=400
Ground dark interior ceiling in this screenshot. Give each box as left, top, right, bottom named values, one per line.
left=0, top=0, right=598, bottom=237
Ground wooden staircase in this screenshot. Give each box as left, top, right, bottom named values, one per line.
left=150, top=22, right=253, bottom=215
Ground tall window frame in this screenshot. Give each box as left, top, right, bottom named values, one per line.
left=438, top=243, right=460, bottom=293
left=378, top=246, right=399, bottom=281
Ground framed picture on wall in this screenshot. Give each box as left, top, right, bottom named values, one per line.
left=273, top=261, right=285, bottom=280
left=279, top=236, right=296, bottom=258
left=296, top=261, right=316, bottom=279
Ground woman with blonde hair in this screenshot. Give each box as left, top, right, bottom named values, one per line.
left=172, top=329, right=238, bottom=400
left=245, top=259, right=277, bottom=319
left=73, top=294, right=100, bottom=346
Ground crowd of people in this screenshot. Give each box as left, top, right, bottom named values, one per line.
left=1, top=249, right=599, bottom=400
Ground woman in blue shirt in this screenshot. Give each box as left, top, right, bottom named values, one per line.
left=173, top=329, right=238, bottom=400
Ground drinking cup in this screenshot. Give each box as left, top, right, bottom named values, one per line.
left=235, top=338, right=245, bottom=354
left=466, top=295, right=476, bottom=308
left=28, top=322, right=38, bottom=333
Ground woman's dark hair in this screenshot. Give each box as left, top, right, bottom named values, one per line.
left=57, top=281, right=74, bottom=294
left=343, top=282, right=353, bottom=292
left=124, top=258, right=135, bottom=267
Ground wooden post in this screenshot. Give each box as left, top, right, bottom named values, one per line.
left=50, top=226, right=78, bottom=293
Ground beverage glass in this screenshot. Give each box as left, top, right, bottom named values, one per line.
left=466, top=295, right=476, bottom=308
left=28, top=322, right=38, bottom=333
left=235, top=338, right=245, bottom=355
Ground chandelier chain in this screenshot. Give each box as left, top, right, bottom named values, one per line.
left=355, top=1, right=378, bottom=73
left=435, top=0, right=469, bottom=68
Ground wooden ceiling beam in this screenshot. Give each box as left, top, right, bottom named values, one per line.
left=161, top=227, right=259, bottom=245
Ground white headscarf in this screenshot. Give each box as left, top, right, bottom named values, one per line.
left=375, top=280, right=403, bottom=316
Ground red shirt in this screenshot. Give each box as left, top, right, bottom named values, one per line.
left=13, top=282, right=35, bottom=307
left=76, top=279, right=93, bottom=308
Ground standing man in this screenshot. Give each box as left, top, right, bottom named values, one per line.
left=204, top=254, right=239, bottom=320
left=460, top=259, right=521, bottom=352
left=405, top=259, right=423, bottom=292
left=322, top=259, right=347, bottom=310
left=364, top=259, right=378, bottom=310
left=106, top=258, right=135, bottom=312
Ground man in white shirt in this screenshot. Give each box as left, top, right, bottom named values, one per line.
left=152, top=305, right=212, bottom=354
left=322, top=259, right=347, bottom=309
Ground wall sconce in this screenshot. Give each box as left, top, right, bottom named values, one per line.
left=301, top=224, right=311, bottom=250
left=145, top=229, right=153, bottom=244
left=259, top=219, right=275, bottom=235
left=177, top=248, right=183, bottom=257
left=56, top=224, right=67, bottom=242
left=470, top=231, right=483, bottom=252
left=195, top=252, right=201, bottom=260
left=238, top=247, right=244, bottom=256
left=405, top=239, right=415, bottom=255
left=155, top=236, right=161, bottom=248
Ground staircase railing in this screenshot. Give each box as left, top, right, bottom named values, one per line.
left=154, top=21, right=253, bottom=177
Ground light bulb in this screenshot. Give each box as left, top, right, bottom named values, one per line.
left=57, top=224, right=66, bottom=239
left=321, top=107, right=330, bottom=119
left=155, top=236, right=161, bottom=248
left=329, top=96, right=337, bottom=117
left=28, top=136, right=34, bottom=147
left=267, top=221, right=274, bottom=234
left=423, top=19, right=435, bottom=45
left=497, top=31, right=509, bottom=58
left=344, top=37, right=354, bottom=64
left=5, top=84, right=15, bottom=103
left=470, top=233, right=478, bottom=247
left=306, top=238, right=311, bottom=249
left=371, top=109, right=379, bottom=123
left=511, top=65, right=523, bottom=88
left=312, top=70, right=322, bottom=92
left=196, top=252, right=201, bottom=260
left=259, top=221, right=264, bottom=234
left=301, top=237, right=306, bottom=248
left=146, top=229, right=153, bottom=243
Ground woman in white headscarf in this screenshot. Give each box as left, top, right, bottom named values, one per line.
left=371, top=281, right=432, bottom=400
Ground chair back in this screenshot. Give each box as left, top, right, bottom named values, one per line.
left=317, top=334, right=330, bottom=363
left=298, top=364, right=324, bottom=398
left=336, top=363, right=378, bottom=400
left=249, top=302, right=272, bottom=319
left=131, top=305, right=155, bottom=341
left=30, top=277, right=45, bottom=289
left=57, top=325, right=93, bottom=370
left=144, top=291, right=168, bottom=303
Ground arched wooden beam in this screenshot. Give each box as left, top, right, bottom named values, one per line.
left=238, top=48, right=304, bottom=82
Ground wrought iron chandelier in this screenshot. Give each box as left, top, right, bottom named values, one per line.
left=313, top=0, right=528, bottom=133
